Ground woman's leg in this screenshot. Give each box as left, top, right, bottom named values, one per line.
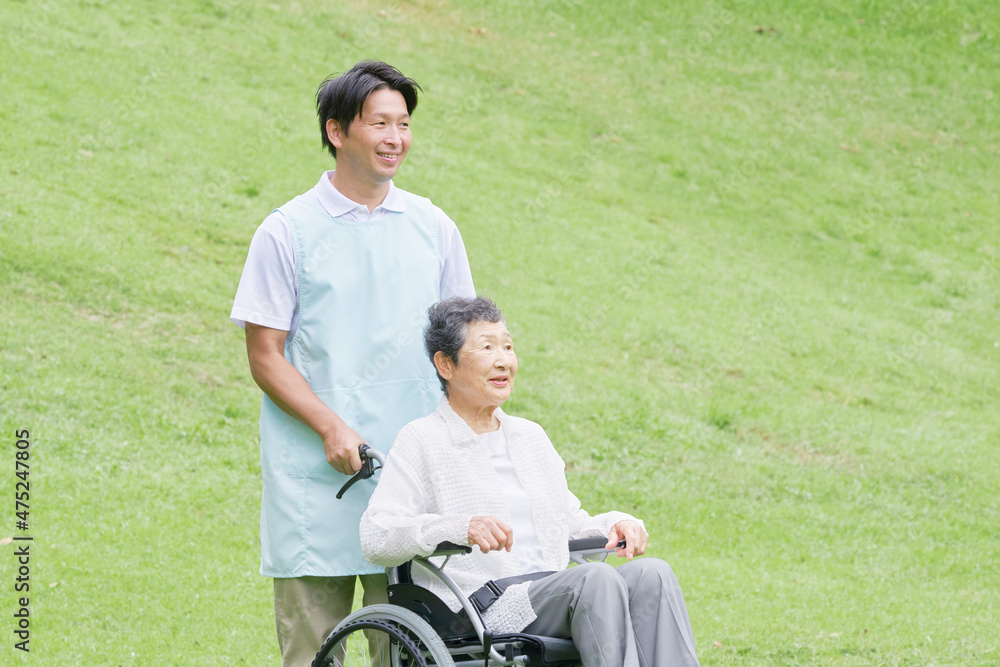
left=616, top=559, right=700, bottom=667
left=522, top=562, right=640, bottom=667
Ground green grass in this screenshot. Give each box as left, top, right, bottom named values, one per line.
left=1, top=0, right=998, bottom=664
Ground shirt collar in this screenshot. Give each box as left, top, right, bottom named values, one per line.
left=380, top=181, right=406, bottom=212
left=313, top=171, right=407, bottom=217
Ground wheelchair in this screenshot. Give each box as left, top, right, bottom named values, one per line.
left=312, top=446, right=621, bottom=667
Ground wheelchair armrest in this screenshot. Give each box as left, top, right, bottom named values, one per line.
left=425, top=538, right=623, bottom=558
left=431, top=541, right=473, bottom=556
left=568, top=537, right=626, bottom=564
left=393, top=543, right=471, bottom=585
left=569, top=537, right=625, bottom=552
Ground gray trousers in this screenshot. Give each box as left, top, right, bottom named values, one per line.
left=523, top=559, right=699, bottom=667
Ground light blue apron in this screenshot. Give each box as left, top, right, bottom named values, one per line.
left=259, top=191, right=441, bottom=577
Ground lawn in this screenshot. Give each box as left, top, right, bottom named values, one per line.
left=1, top=0, right=997, bottom=664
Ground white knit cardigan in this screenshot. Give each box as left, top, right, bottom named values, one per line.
left=360, top=398, right=641, bottom=633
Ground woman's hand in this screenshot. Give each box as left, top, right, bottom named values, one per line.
left=607, top=520, right=648, bottom=559
left=468, top=516, right=514, bottom=553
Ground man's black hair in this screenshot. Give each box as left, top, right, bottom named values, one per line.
left=316, top=60, right=421, bottom=159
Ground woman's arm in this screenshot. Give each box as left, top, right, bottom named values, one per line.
left=565, top=489, right=643, bottom=540
left=360, top=434, right=475, bottom=566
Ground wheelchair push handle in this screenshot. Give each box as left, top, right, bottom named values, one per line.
left=335, top=444, right=385, bottom=499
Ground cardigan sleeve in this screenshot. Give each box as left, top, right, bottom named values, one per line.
left=522, top=420, right=645, bottom=543
left=565, top=489, right=643, bottom=540
left=360, top=428, right=473, bottom=567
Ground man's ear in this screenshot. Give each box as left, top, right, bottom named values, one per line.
left=326, top=118, right=343, bottom=149
left=433, top=351, right=454, bottom=380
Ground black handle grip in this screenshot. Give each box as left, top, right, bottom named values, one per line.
left=431, top=541, right=473, bottom=555
left=568, top=537, right=627, bottom=552
left=336, top=444, right=380, bottom=500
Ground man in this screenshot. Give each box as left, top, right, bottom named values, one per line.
left=230, top=60, right=475, bottom=666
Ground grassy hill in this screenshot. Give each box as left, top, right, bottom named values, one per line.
left=1, top=0, right=997, bottom=663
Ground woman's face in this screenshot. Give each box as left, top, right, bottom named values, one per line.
left=445, top=320, right=518, bottom=411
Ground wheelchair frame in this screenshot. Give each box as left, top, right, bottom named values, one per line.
left=312, top=446, right=618, bottom=667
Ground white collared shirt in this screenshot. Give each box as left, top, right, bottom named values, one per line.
left=477, top=428, right=549, bottom=574
left=231, top=171, right=475, bottom=336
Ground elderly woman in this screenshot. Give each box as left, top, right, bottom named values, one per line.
left=360, top=297, right=699, bottom=667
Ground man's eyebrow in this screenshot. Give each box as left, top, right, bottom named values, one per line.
left=367, top=113, right=410, bottom=121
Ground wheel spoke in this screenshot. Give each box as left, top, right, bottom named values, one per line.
left=313, top=605, right=456, bottom=667
left=314, top=618, right=427, bottom=667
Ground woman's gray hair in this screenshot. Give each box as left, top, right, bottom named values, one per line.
left=424, top=296, right=505, bottom=394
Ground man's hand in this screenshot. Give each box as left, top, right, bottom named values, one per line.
left=607, top=520, right=648, bottom=559
left=245, top=323, right=367, bottom=475
left=468, top=516, right=514, bottom=554
left=320, top=423, right=367, bottom=476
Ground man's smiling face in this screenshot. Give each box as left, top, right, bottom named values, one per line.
left=328, top=87, right=412, bottom=190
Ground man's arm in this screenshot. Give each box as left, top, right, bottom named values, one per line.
left=244, top=322, right=365, bottom=474
left=435, top=207, right=476, bottom=300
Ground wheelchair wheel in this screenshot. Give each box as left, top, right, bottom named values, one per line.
left=313, top=604, right=455, bottom=667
